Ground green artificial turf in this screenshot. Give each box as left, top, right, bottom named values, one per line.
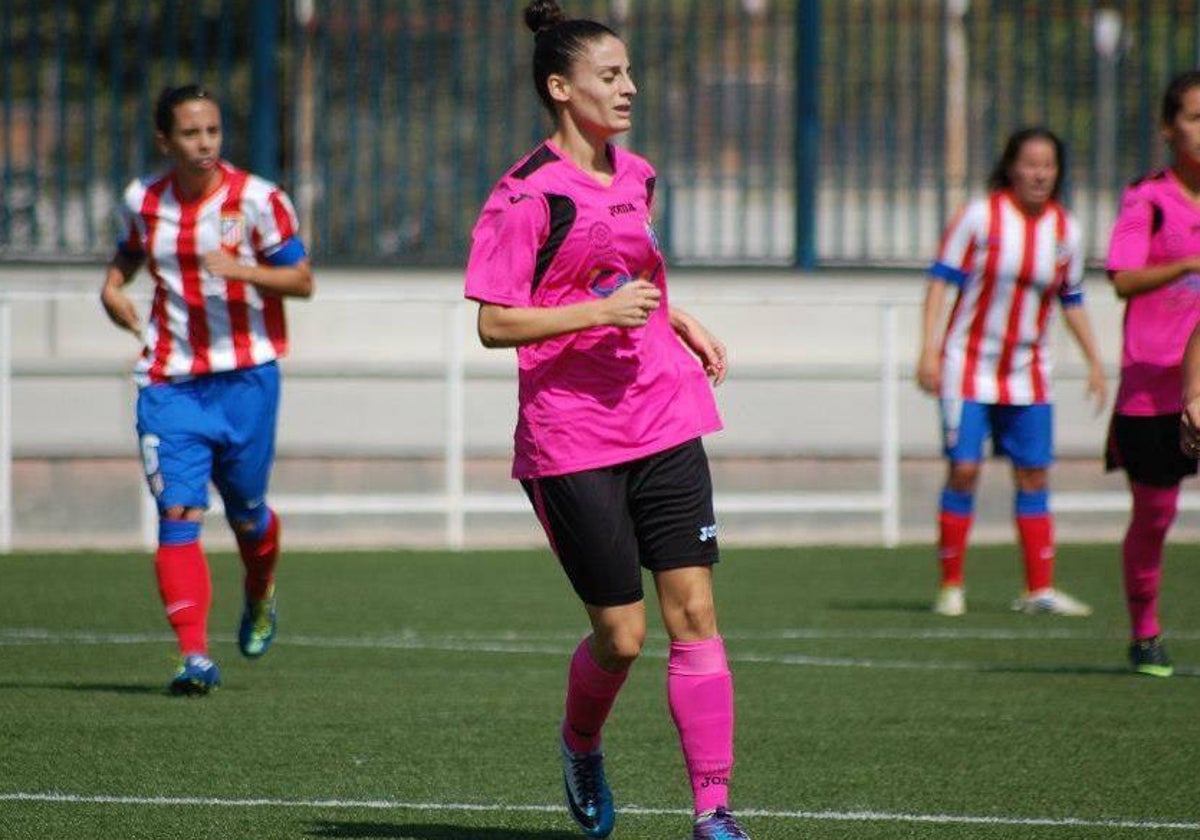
left=0, top=544, right=1197, bottom=839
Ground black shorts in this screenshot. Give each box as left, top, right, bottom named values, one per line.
left=520, top=438, right=720, bottom=607
left=1106, top=412, right=1198, bottom=487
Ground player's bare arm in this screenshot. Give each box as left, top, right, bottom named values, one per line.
left=201, top=250, right=314, bottom=298
left=1108, top=256, right=1200, bottom=298
left=916, top=277, right=948, bottom=395
left=99, top=251, right=145, bottom=336
left=477, top=279, right=660, bottom=348
left=1181, top=322, right=1200, bottom=454
left=669, top=307, right=727, bottom=386
left=1061, top=305, right=1108, bottom=413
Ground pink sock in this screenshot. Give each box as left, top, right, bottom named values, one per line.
left=562, top=637, right=629, bottom=754
left=668, top=636, right=734, bottom=816
left=1123, top=482, right=1178, bottom=640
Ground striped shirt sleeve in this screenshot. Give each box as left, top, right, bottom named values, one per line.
left=252, top=186, right=306, bottom=265
left=1058, top=214, right=1085, bottom=308
left=930, top=199, right=985, bottom=287
left=115, top=181, right=145, bottom=259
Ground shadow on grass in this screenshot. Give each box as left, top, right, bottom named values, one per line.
left=306, top=822, right=581, bottom=840
left=0, top=681, right=164, bottom=695
left=827, top=598, right=942, bottom=614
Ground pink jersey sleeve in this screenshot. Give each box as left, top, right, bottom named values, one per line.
left=464, top=183, right=549, bottom=307
left=931, top=199, right=985, bottom=286
left=1106, top=186, right=1152, bottom=273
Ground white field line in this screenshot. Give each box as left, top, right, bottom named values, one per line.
left=0, top=791, right=1196, bottom=832
left=2, top=628, right=1197, bottom=675
left=4, top=626, right=1199, bottom=645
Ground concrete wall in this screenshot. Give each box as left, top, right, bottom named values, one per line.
left=1, top=264, right=1144, bottom=549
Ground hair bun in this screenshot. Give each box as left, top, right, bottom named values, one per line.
left=524, top=0, right=567, bottom=35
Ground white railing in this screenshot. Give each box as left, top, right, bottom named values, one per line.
left=0, top=287, right=911, bottom=551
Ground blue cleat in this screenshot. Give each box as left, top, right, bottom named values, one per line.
left=692, top=807, right=752, bottom=840
left=168, top=654, right=221, bottom=696
left=238, top=584, right=277, bottom=659
left=560, top=738, right=615, bottom=838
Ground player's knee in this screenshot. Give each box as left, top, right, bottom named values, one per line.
left=947, top=463, right=980, bottom=493
left=161, top=506, right=204, bottom=522
left=1014, top=468, right=1048, bottom=493
left=671, top=594, right=717, bottom=640
left=594, top=625, right=645, bottom=667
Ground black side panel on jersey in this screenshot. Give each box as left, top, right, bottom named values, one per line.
left=1150, top=202, right=1164, bottom=235
left=533, top=194, right=577, bottom=293
left=512, top=144, right=560, bottom=180
left=645, top=176, right=657, bottom=210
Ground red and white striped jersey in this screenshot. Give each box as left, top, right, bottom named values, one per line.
left=117, top=161, right=304, bottom=385
left=931, top=191, right=1085, bottom=405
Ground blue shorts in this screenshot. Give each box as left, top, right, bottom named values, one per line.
left=136, top=362, right=280, bottom=519
left=940, top=399, right=1053, bottom=468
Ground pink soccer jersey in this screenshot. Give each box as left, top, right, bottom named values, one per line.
left=464, top=140, right=723, bottom=479
left=117, top=161, right=304, bottom=385
left=1106, top=169, right=1200, bottom=415
left=932, top=191, right=1085, bottom=405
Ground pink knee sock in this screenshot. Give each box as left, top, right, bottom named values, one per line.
left=562, top=637, right=629, bottom=754
left=668, top=636, right=734, bottom=816
left=1123, top=482, right=1178, bottom=640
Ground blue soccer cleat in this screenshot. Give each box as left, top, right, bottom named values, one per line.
left=692, top=807, right=752, bottom=840
left=168, top=654, right=221, bottom=696
left=560, top=738, right=615, bottom=838
left=238, top=584, right=277, bottom=659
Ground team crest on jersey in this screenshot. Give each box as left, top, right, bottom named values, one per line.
left=220, top=212, right=245, bottom=248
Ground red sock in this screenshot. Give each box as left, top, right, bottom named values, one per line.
left=154, top=541, right=211, bottom=656
left=1016, top=514, right=1054, bottom=592
left=938, top=511, right=972, bottom=587
left=562, top=637, right=629, bottom=754
left=237, top=509, right=280, bottom=601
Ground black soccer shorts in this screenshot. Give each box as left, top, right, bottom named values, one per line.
left=1106, top=412, right=1199, bottom=487
left=520, top=438, right=720, bottom=607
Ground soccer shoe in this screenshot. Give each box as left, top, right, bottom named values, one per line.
left=238, top=584, right=277, bottom=659
left=560, top=738, right=615, bottom=838
left=692, top=807, right=753, bottom=840
left=1129, top=635, right=1174, bottom=678
left=168, top=654, right=221, bottom=696
left=1010, top=587, right=1092, bottom=617
left=932, top=584, right=966, bottom=617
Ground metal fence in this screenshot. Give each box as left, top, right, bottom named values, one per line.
left=1, top=0, right=1198, bottom=267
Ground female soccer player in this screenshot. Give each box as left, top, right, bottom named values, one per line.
left=917, top=127, right=1107, bottom=618
left=464, top=3, right=748, bottom=838
left=1107, top=70, right=1200, bottom=678
left=100, top=85, right=314, bottom=695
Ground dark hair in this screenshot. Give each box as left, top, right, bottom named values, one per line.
left=987, top=127, right=1065, bottom=200
left=1161, top=70, right=1200, bottom=125
left=523, top=0, right=618, bottom=115
left=154, top=84, right=218, bottom=134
